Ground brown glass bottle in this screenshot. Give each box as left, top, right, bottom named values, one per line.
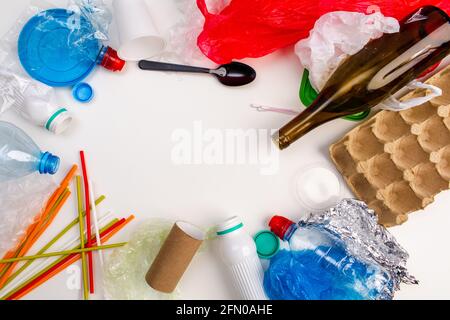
left=275, top=6, right=450, bottom=150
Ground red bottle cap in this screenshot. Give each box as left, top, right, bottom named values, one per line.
left=100, top=47, right=126, bottom=72
left=269, top=215, right=295, bottom=240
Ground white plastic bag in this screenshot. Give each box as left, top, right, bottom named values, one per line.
left=0, top=173, right=56, bottom=258
left=381, top=80, right=443, bottom=111
left=295, top=11, right=400, bottom=92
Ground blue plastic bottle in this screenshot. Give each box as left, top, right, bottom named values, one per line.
left=264, top=215, right=393, bottom=300
left=0, top=121, right=60, bottom=182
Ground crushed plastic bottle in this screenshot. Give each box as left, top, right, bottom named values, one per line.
left=264, top=215, right=393, bottom=300
left=0, top=121, right=60, bottom=182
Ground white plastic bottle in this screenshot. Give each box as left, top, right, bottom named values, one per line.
left=216, top=216, right=267, bottom=300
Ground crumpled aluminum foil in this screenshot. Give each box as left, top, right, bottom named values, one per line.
left=301, top=199, right=418, bottom=298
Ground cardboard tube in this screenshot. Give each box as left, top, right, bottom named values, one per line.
left=146, top=221, right=205, bottom=293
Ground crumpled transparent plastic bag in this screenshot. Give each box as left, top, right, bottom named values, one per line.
left=104, top=219, right=215, bottom=300
left=69, top=0, right=112, bottom=43
left=196, top=0, right=450, bottom=64
left=0, top=68, right=31, bottom=115
left=0, top=66, right=58, bottom=119
left=103, top=219, right=179, bottom=300
left=295, top=11, right=400, bottom=91
left=152, top=0, right=228, bottom=67
left=0, top=173, right=56, bottom=258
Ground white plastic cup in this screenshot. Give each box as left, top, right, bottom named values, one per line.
left=145, top=0, right=182, bottom=37
left=113, top=0, right=166, bottom=61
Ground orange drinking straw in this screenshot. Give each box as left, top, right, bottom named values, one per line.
left=45, top=165, right=78, bottom=209
left=0, top=189, right=69, bottom=282
left=0, top=190, right=70, bottom=288
left=3, top=165, right=77, bottom=256
left=80, top=151, right=94, bottom=294
left=0, top=165, right=77, bottom=287
left=6, top=215, right=135, bottom=300
left=3, top=219, right=123, bottom=300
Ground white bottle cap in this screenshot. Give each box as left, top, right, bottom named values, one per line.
left=45, top=108, right=73, bottom=135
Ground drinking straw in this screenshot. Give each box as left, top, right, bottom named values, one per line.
left=0, top=190, right=70, bottom=286
left=0, top=192, right=66, bottom=278
left=43, top=165, right=78, bottom=213
left=5, top=216, right=134, bottom=300
left=0, top=189, right=71, bottom=288
left=0, top=243, right=127, bottom=264
left=0, top=166, right=77, bottom=276
left=1, top=219, right=119, bottom=300
left=2, top=196, right=106, bottom=289
left=80, top=151, right=94, bottom=293
left=88, top=180, right=104, bottom=265
left=76, top=176, right=89, bottom=300
left=0, top=213, right=114, bottom=298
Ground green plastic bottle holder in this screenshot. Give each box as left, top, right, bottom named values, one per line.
left=299, top=69, right=370, bottom=122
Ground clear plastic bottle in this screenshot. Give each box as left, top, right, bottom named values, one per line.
left=216, top=216, right=267, bottom=300
left=0, top=121, right=60, bottom=182
left=266, top=216, right=392, bottom=300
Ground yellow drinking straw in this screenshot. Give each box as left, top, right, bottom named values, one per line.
left=0, top=243, right=126, bottom=264
left=76, top=176, right=90, bottom=300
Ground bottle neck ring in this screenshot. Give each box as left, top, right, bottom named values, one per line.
left=217, top=223, right=243, bottom=236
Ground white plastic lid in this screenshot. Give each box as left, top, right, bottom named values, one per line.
left=294, top=163, right=343, bottom=212
left=46, top=109, right=73, bottom=135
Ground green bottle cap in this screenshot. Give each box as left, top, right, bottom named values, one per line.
left=299, top=69, right=370, bottom=122
left=253, top=231, right=280, bottom=259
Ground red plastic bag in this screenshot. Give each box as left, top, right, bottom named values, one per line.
left=197, top=0, right=450, bottom=64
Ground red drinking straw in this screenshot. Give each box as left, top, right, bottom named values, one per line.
left=80, top=151, right=94, bottom=294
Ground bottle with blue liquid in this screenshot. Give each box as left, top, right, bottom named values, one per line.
left=0, top=121, right=60, bottom=182
left=264, top=215, right=393, bottom=300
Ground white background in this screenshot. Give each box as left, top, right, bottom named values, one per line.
left=1, top=0, right=449, bottom=300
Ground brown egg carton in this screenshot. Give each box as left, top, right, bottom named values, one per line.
left=330, top=66, right=450, bottom=227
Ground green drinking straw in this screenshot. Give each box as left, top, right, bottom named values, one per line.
left=76, top=176, right=89, bottom=300
left=2, top=196, right=106, bottom=288
left=0, top=243, right=126, bottom=264
left=1, top=219, right=118, bottom=300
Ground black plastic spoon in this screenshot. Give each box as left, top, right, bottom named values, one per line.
left=138, top=60, right=256, bottom=87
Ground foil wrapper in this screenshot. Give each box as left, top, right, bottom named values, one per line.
left=301, top=199, right=418, bottom=298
